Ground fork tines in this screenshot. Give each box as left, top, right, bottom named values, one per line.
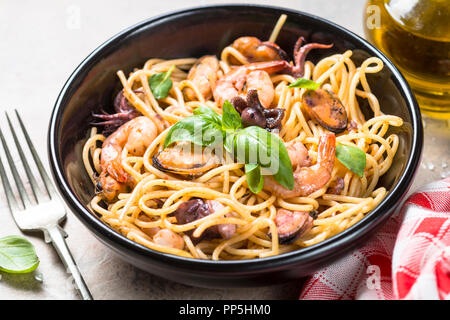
left=0, top=110, right=93, bottom=300
left=0, top=110, right=58, bottom=214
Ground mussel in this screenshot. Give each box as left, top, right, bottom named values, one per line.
left=152, top=142, right=219, bottom=178
left=302, top=88, right=348, bottom=133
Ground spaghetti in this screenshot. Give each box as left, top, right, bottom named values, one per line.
left=82, top=16, right=403, bottom=260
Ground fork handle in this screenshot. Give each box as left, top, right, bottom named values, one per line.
left=45, top=225, right=93, bottom=300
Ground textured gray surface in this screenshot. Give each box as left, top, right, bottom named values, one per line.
left=0, top=0, right=448, bottom=300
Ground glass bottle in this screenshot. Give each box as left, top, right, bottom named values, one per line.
left=364, top=0, right=450, bottom=119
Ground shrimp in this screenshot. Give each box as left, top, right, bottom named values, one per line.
left=264, top=133, right=336, bottom=198
left=214, top=35, right=333, bottom=109
left=97, top=115, right=163, bottom=201
left=231, top=36, right=333, bottom=78
left=230, top=36, right=289, bottom=63
left=184, top=55, right=220, bottom=101
left=213, top=61, right=286, bottom=109
left=137, top=212, right=184, bottom=249
left=209, top=35, right=333, bottom=109
left=96, top=173, right=127, bottom=202
left=286, top=139, right=312, bottom=169
left=153, top=229, right=185, bottom=250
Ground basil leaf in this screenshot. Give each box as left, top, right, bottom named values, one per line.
left=163, top=115, right=224, bottom=148
left=336, top=143, right=366, bottom=177
left=0, top=235, right=39, bottom=273
left=193, top=106, right=222, bottom=124
left=224, top=132, right=236, bottom=154
left=149, top=65, right=175, bottom=99
left=245, top=163, right=264, bottom=194
left=269, top=133, right=295, bottom=190
left=288, top=78, right=320, bottom=90
left=234, top=126, right=294, bottom=190
left=222, top=100, right=242, bottom=132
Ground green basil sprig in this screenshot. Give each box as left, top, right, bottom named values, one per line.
left=245, top=163, right=264, bottom=194
left=0, top=235, right=39, bottom=274
left=336, top=143, right=366, bottom=177
left=163, top=113, right=224, bottom=148
left=233, top=126, right=294, bottom=191
left=288, top=78, right=321, bottom=90
left=222, top=100, right=242, bottom=132
left=163, top=102, right=294, bottom=193
left=193, top=105, right=222, bottom=123
left=149, top=65, right=175, bottom=99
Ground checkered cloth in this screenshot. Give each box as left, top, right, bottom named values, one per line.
left=299, top=177, right=450, bottom=300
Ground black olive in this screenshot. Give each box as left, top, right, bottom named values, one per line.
left=241, top=107, right=266, bottom=128
left=230, top=96, right=248, bottom=114
left=264, top=108, right=285, bottom=129
left=246, top=89, right=264, bottom=112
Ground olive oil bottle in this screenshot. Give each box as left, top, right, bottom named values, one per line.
left=364, top=0, right=450, bottom=119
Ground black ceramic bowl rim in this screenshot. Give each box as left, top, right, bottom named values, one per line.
left=48, top=4, right=423, bottom=272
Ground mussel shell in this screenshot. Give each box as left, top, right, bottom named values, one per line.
left=152, top=144, right=219, bottom=178
left=302, top=89, right=348, bottom=133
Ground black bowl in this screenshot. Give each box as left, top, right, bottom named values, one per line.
left=48, top=4, right=423, bottom=288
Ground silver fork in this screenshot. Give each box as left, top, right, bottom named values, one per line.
left=0, top=110, right=93, bottom=300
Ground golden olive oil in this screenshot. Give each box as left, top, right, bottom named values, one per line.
left=364, top=0, right=450, bottom=119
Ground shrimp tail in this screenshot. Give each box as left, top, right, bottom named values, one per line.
left=263, top=132, right=336, bottom=198
left=96, top=171, right=127, bottom=202
left=317, top=132, right=336, bottom=167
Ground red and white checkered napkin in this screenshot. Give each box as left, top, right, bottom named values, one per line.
left=299, top=177, right=450, bottom=300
